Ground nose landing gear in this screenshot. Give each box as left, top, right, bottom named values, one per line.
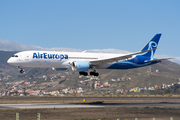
left=20, top=69, right=25, bottom=73
left=18, top=66, right=25, bottom=74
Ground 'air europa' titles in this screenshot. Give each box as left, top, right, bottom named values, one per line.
left=33, top=52, right=68, bottom=59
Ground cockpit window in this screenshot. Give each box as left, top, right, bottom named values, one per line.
left=12, top=55, right=18, bottom=57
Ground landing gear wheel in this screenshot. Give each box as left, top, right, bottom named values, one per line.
left=90, top=72, right=94, bottom=76
left=79, top=72, right=88, bottom=76
left=94, top=72, right=99, bottom=76
left=90, top=71, right=99, bottom=76
left=20, top=69, right=24, bottom=73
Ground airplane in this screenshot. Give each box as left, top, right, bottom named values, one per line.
left=7, top=34, right=170, bottom=76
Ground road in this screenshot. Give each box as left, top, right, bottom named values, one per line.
left=0, top=102, right=180, bottom=109
left=0, top=96, right=180, bottom=101
left=0, top=96, right=180, bottom=110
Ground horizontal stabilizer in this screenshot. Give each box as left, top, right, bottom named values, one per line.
left=144, top=58, right=172, bottom=63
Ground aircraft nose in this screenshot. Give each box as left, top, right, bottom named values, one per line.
left=7, top=58, right=13, bottom=64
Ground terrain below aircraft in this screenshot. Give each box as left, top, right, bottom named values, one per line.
left=7, top=34, right=170, bottom=76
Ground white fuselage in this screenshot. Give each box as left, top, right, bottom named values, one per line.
left=7, top=51, right=125, bottom=69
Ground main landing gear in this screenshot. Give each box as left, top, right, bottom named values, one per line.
left=79, top=72, right=88, bottom=76
left=79, top=71, right=99, bottom=76
left=90, top=71, right=99, bottom=76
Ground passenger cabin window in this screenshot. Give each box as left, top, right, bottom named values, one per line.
left=12, top=55, right=18, bottom=57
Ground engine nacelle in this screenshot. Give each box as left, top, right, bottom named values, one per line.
left=72, top=61, right=90, bottom=72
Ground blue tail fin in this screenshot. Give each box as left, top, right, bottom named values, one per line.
left=140, top=34, right=161, bottom=58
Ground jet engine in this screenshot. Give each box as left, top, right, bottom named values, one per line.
left=72, top=61, right=90, bottom=72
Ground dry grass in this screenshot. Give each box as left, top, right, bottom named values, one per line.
left=0, top=107, right=180, bottom=120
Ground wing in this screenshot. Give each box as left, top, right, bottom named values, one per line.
left=90, top=48, right=156, bottom=65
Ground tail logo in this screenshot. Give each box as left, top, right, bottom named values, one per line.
left=141, top=41, right=157, bottom=58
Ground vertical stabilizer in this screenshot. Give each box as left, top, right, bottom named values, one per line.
left=140, top=34, right=161, bottom=58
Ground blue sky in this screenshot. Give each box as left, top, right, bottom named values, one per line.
left=0, top=0, right=180, bottom=57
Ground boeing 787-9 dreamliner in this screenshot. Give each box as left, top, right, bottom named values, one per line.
left=7, top=34, right=170, bottom=76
